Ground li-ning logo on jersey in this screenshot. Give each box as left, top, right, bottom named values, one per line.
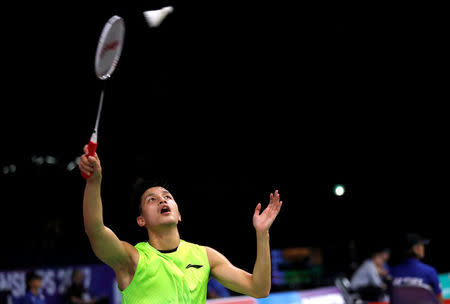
left=100, top=40, right=119, bottom=58
left=186, top=264, right=203, bottom=269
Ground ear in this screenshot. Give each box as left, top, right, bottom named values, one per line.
left=137, top=215, right=146, bottom=227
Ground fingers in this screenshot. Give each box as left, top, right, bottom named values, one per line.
left=254, top=190, right=283, bottom=219
left=270, top=190, right=280, bottom=203
left=269, top=190, right=282, bottom=214
left=79, top=158, right=101, bottom=177
left=79, top=159, right=93, bottom=175
left=257, top=190, right=280, bottom=217
left=88, top=155, right=99, bottom=166
left=254, top=203, right=262, bottom=216
left=269, top=190, right=280, bottom=207
left=79, top=146, right=101, bottom=176
left=79, top=154, right=93, bottom=172
left=274, top=190, right=280, bottom=202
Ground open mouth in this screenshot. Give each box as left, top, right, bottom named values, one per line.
left=160, top=206, right=171, bottom=214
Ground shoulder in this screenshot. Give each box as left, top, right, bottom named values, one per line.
left=391, top=259, right=438, bottom=277
left=357, top=259, right=375, bottom=272
left=129, top=242, right=152, bottom=266
left=390, top=259, right=412, bottom=271
left=417, top=261, right=438, bottom=276
left=205, top=246, right=218, bottom=258
left=205, top=246, right=230, bottom=268
left=362, top=259, right=375, bottom=268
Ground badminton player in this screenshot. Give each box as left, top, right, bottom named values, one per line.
left=79, top=146, right=283, bottom=303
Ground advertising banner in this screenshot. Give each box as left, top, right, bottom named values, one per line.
left=0, top=264, right=116, bottom=304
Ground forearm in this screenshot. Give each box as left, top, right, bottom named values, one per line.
left=209, top=191, right=281, bottom=299
left=83, top=180, right=105, bottom=237
left=251, top=231, right=271, bottom=297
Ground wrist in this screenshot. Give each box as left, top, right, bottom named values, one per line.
left=86, top=176, right=102, bottom=186
left=256, top=230, right=269, bottom=239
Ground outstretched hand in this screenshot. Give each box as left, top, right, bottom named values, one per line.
left=253, top=190, right=283, bottom=234
left=79, top=145, right=102, bottom=184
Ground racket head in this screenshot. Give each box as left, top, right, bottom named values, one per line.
left=95, top=15, right=125, bottom=80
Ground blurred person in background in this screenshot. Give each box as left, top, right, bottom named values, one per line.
left=0, top=289, right=12, bottom=304
left=389, top=233, right=444, bottom=304
left=350, top=247, right=391, bottom=302
left=207, top=278, right=231, bottom=299
left=65, top=269, right=107, bottom=304
left=23, top=271, right=46, bottom=304
left=376, top=248, right=391, bottom=285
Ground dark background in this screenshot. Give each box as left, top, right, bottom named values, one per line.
left=1, top=1, right=448, bottom=280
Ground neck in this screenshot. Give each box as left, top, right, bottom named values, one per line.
left=147, top=226, right=180, bottom=251
left=30, top=287, right=39, bottom=296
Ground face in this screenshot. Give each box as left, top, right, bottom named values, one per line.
left=29, top=278, right=42, bottom=290
left=137, top=186, right=181, bottom=229
left=413, top=243, right=425, bottom=259
left=373, top=251, right=390, bottom=267
left=380, top=251, right=390, bottom=263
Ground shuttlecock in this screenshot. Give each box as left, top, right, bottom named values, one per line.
left=143, top=6, right=174, bottom=28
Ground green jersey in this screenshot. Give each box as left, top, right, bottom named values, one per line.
left=120, top=240, right=210, bottom=304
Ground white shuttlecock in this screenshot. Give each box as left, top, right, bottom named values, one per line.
left=143, top=6, right=174, bottom=28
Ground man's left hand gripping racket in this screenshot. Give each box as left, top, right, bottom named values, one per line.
left=82, top=15, right=125, bottom=179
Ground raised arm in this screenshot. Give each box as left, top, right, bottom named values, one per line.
left=79, top=146, right=138, bottom=280
left=207, top=190, right=283, bottom=298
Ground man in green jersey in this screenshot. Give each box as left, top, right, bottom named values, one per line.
left=79, top=145, right=283, bottom=303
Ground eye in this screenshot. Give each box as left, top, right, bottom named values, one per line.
left=165, top=195, right=172, bottom=199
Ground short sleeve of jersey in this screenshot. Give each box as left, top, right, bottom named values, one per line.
left=427, top=267, right=442, bottom=295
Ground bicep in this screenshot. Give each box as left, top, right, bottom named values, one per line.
left=88, top=226, right=137, bottom=270
left=206, top=247, right=255, bottom=297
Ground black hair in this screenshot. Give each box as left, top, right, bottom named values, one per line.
left=371, top=247, right=391, bottom=258
left=402, top=233, right=426, bottom=259
left=25, top=271, right=42, bottom=292
left=130, top=177, right=175, bottom=216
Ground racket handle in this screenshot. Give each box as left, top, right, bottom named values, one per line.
left=87, top=140, right=98, bottom=157
left=81, top=140, right=98, bottom=180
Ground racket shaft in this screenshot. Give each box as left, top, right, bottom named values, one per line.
left=94, top=90, right=104, bottom=131
left=82, top=90, right=102, bottom=180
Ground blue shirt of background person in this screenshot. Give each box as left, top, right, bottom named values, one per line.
left=389, top=233, right=443, bottom=303
left=207, top=278, right=231, bottom=298
left=22, top=271, right=46, bottom=304
left=23, top=291, right=46, bottom=304
left=390, top=258, right=441, bottom=295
